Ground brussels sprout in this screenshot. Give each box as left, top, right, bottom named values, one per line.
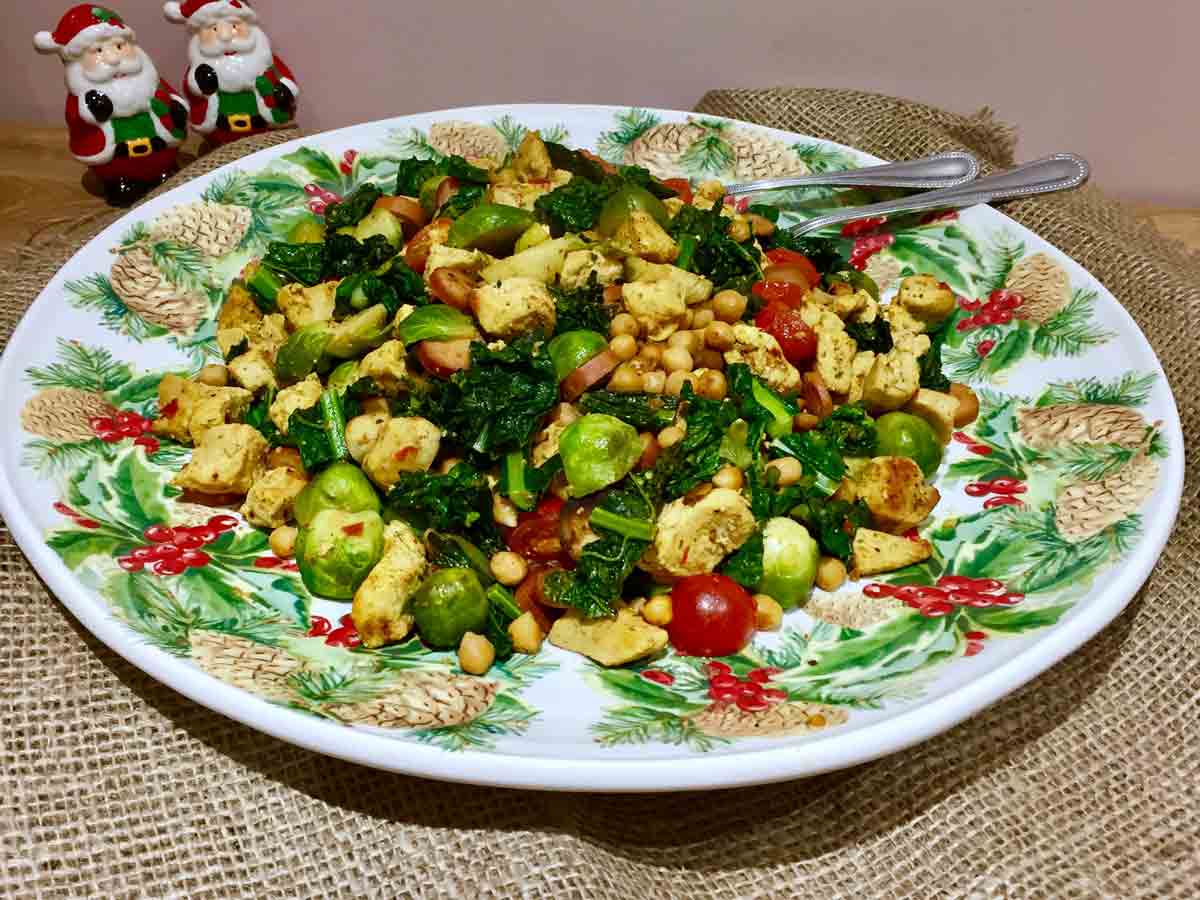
left=353, top=208, right=404, bottom=249
left=596, top=185, right=670, bottom=237
left=547, top=330, right=608, bottom=380
left=514, top=222, right=552, bottom=254
left=419, top=175, right=450, bottom=217
left=276, top=322, right=332, bottom=382
left=396, top=305, right=478, bottom=344
left=875, top=412, right=943, bottom=477
left=296, top=509, right=385, bottom=600
left=293, top=460, right=381, bottom=527
left=760, top=517, right=819, bottom=609
left=325, top=304, right=391, bottom=359
left=447, top=204, right=536, bottom=255
left=287, top=217, right=326, bottom=244
left=558, top=413, right=642, bottom=497
left=411, top=568, right=489, bottom=649
left=326, top=360, right=361, bottom=394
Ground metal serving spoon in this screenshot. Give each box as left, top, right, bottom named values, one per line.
left=785, top=153, right=1091, bottom=237
left=725, top=151, right=980, bottom=195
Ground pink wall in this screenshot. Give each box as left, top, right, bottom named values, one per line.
left=9, top=1, right=1195, bottom=204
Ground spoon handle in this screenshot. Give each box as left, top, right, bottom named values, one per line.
left=725, top=151, right=979, bottom=195
left=787, top=153, right=1090, bottom=237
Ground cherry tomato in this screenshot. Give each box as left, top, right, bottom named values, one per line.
left=661, top=178, right=693, bottom=204
left=754, top=302, right=817, bottom=364
left=751, top=280, right=807, bottom=309
left=667, top=574, right=757, bottom=657
left=507, top=516, right=565, bottom=563
left=764, top=249, right=821, bottom=287
left=513, top=566, right=559, bottom=632
left=762, top=263, right=816, bottom=293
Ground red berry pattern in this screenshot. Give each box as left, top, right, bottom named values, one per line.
left=116, top=515, right=239, bottom=576
left=304, top=183, right=343, bottom=216
left=52, top=501, right=100, bottom=529
left=307, top=613, right=361, bottom=647
left=253, top=555, right=300, bottom=572
left=640, top=669, right=675, bottom=686
left=840, top=216, right=888, bottom=238
left=90, top=411, right=158, bottom=453
left=338, top=149, right=359, bottom=175
left=955, top=290, right=1026, bottom=334
left=865, top=576, right=1024, bottom=623
left=702, top=661, right=789, bottom=712
left=848, top=233, right=895, bottom=270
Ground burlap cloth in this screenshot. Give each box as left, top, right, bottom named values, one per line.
left=1, top=90, right=1196, bottom=899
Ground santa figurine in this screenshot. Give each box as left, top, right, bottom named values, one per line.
left=34, top=5, right=189, bottom=205
left=163, top=0, right=299, bottom=146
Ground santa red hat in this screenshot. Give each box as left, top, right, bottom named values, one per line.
left=34, top=4, right=135, bottom=59
left=163, top=0, right=258, bottom=28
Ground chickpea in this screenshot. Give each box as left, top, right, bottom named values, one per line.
left=705, top=321, right=736, bottom=351
left=662, top=346, right=694, bottom=373
left=681, top=308, right=695, bottom=329
left=766, top=456, right=803, bottom=486
left=793, top=412, right=820, bottom=431
left=610, top=312, right=640, bottom=337
left=267, top=446, right=304, bottom=474
left=269, top=525, right=298, bottom=559
left=658, top=423, right=685, bottom=448
left=642, top=371, right=667, bottom=394
left=507, top=612, right=544, bottom=654
left=695, top=348, right=725, bottom=371
left=489, top=551, right=528, bottom=587
left=712, top=289, right=747, bottom=323
left=361, top=396, right=389, bottom=415
left=493, top=493, right=518, bottom=527
left=637, top=432, right=660, bottom=469
left=609, top=333, right=638, bottom=361
left=747, top=212, right=776, bottom=238
left=642, top=595, right=673, bottom=627
left=608, top=364, right=644, bottom=393
left=696, top=369, right=728, bottom=401
left=195, top=364, right=229, bottom=387
left=713, top=465, right=744, bottom=491
left=637, top=343, right=663, bottom=368
left=726, top=217, right=751, bottom=243
left=667, top=329, right=703, bottom=355
left=949, top=382, right=980, bottom=427
left=815, top=556, right=848, bottom=592
left=691, top=308, right=715, bottom=330
left=458, top=632, right=495, bottom=675
left=754, top=594, right=783, bottom=631
left=665, top=370, right=696, bottom=396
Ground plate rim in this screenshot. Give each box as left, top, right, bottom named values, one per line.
left=0, top=103, right=1185, bottom=792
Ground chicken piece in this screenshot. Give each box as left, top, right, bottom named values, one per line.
left=621, top=279, right=687, bottom=341
left=345, top=411, right=390, bottom=463
left=559, top=249, right=623, bottom=290
left=624, top=258, right=714, bottom=305
left=227, top=349, right=276, bottom=393
left=882, top=301, right=928, bottom=336
left=723, top=323, right=802, bottom=394
left=799, top=302, right=846, bottom=338
left=663, top=197, right=686, bottom=218
left=848, top=293, right=880, bottom=324
left=808, top=287, right=868, bottom=320
left=358, top=339, right=409, bottom=396
left=862, top=349, right=920, bottom=412
left=851, top=528, right=933, bottom=578
left=691, top=179, right=726, bottom=210
left=610, top=210, right=678, bottom=263
left=816, top=328, right=858, bottom=394
left=217, top=282, right=264, bottom=333
left=469, top=277, right=556, bottom=339
left=512, top=130, right=554, bottom=181
left=352, top=521, right=428, bottom=649
left=845, top=456, right=940, bottom=534
left=423, top=245, right=495, bottom=283
left=896, top=274, right=956, bottom=325
left=268, top=374, right=322, bottom=435
left=276, top=281, right=337, bottom=329
left=361, top=417, right=441, bottom=490
left=239, top=466, right=308, bottom=528
left=905, top=388, right=960, bottom=444
left=549, top=608, right=669, bottom=667
left=150, top=374, right=253, bottom=446
left=173, top=424, right=267, bottom=496
left=892, top=329, right=931, bottom=357
left=847, top=351, right=876, bottom=404
left=640, top=488, right=756, bottom=577
left=487, top=181, right=556, bottom=211
left=532, top=403, right=579, bottom=467
left=218, top=312, right=290, bottom=361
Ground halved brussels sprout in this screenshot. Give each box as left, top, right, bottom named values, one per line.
left=276, top=322, right=333, bottom=382
left=396, top=305, right=478, bottom=345
left=325, top=304, right=391, bottom=359
left=547, top=330, right=608, bottom=381
left=760, top=517, right=819, bottom=609
left=293, top=460, right=381, bottom=527
left=558, top=413, right=642, bottom=497
left=296, top=508, right=385, bottom=600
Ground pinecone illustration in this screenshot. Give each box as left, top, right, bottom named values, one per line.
left=20, top=388, right=115, bottom=442
left=327, top=671, right=498, bottom=729
left=806, top=591, right=905, bottom=630
left=1055, top=451, right=1159, bottom=542
left=190, top=631, right=304, bottom=701
left=863, top=253, right=903, bottom=294
left=1005, top=252, right=1072, bottom=324
left=623, top=119, right=807, bottom=180
left=150, top=201, right=251, bottom=258
left=689, top=700, right=848, bottom=738
left=110, top=246, right=207, bottom=335
left=1017, top=404, right=1149, bottom=451
left=428, top=121, right=509, bottom=162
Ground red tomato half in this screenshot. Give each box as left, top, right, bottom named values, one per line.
left=661, top=177, right=693, bottom=204
left=751, top=280, right=807, bottom=309
left=764, top=249, right=820, bottom=286
left=668, top=574, right=757, bottom=657
left=754, top=302, right=818, bottom=364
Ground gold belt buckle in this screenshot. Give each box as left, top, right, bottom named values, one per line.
left=127, top=137, right=152, bottom=157
left=229, top=114, right=253, bottom=133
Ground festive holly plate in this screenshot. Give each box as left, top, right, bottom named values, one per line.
left=0, top=105, right=1183, bottom=791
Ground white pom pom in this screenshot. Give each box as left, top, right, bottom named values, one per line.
left=33, top=31, right=61, bottom=54
left=163, top=2, right=185, bottom=23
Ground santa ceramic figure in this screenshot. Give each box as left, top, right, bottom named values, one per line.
left=164, top=0, right=299, bottom=146
left=34, top=5, right=189, bottom=205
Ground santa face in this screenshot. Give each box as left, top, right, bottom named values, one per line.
left=189, top=16, right=273, bottom=93
left=66, top=41, right=162, bottom=120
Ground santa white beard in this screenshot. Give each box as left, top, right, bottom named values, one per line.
left=65, top=47, right=161, bottom=119
left=190, top=25, right=274, bottom=93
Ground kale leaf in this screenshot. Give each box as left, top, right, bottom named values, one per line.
left=816, top=404, right=877, bottom=456
left=262, top=241, right=324, bottom=286
left=499, top=452, right=562, bottom=512
left=244, top=387, right=281, bottom=446
left=770, top=430, right=845, bottom=492
left=845, top=318, right=893, bottom=354
left=659, top=383, right=739, bottom=499
left=534, top=176, right=611, bottom=234
left=323, top=183, right=382, bottom=229
left=551, top=276, right=614, bottom=335
left=395, top=154, right=488, bottom=197
left=720, top=528, right=764, bottom=589
left=790, top=494, right=872, bottom=561
left=484, top=583, right=522, bottom=660
left=379, top=258, right=430, bottom=307
left=919, top=319, right=952, bottom=392
left=765, top=230, right=844, bottom=275
left=386, top=462, right=499, bottom=550
left=579, top=391, right=680, bottom=431
left=322, top=233, right=395, bottom=280
left=287, top=389, right=357, bottom=472
left=668, top=205, right=761, bottom=289
left=545, top=142, right=608, bottom=181
left=435, top=183, right=485, bottom=221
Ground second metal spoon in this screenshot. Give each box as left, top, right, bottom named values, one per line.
left=724, top=151, right=980, bottom=195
